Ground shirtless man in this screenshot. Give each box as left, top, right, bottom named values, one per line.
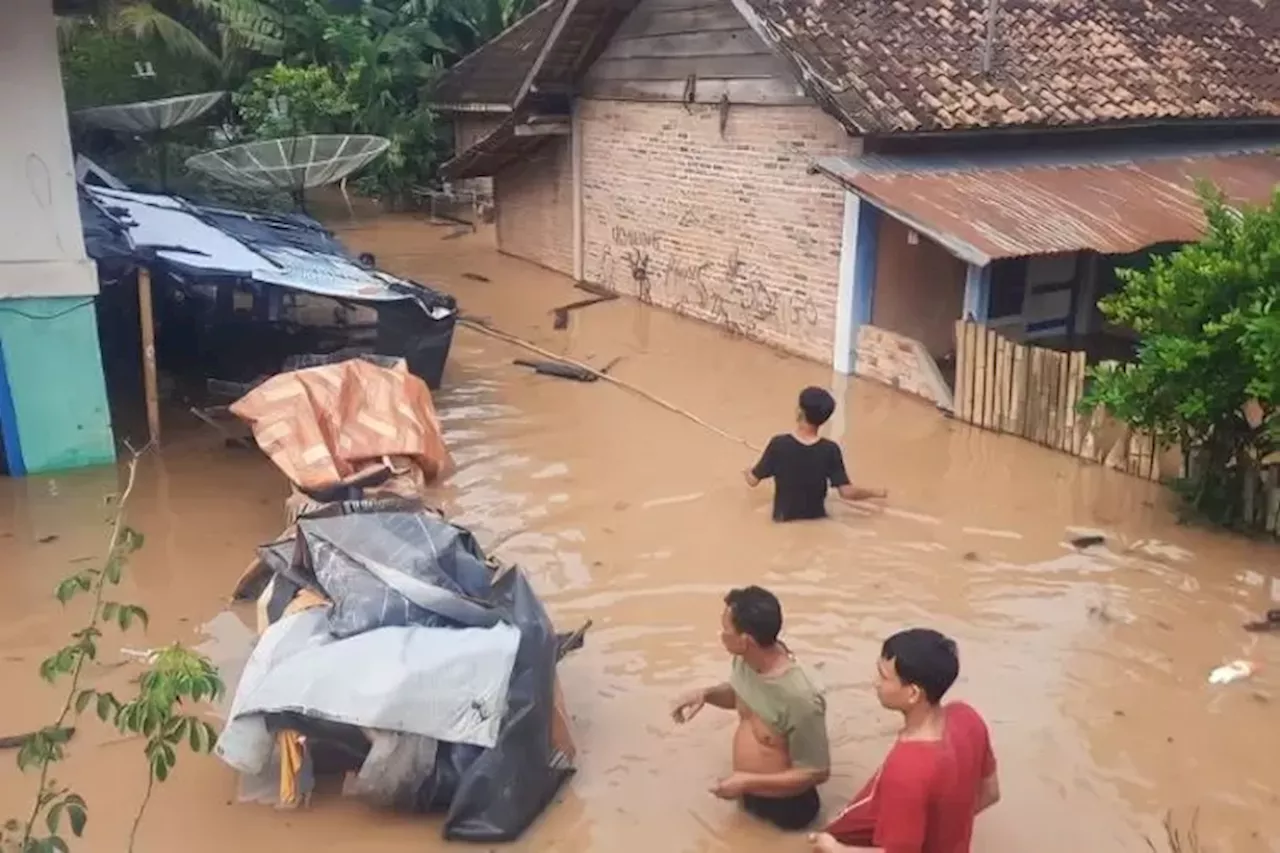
left=672, top=586, right=829, bottom=830
left=745, top=387, right=886, bottom=522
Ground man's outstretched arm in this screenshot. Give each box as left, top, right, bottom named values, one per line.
left=836, top=484, right=888, bottom=501
left=745, top=438, right=778, bottom=487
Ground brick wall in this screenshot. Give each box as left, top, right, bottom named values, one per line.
left=871, top=216, right=967, bottom=358
left=855, top=325, right=954, bottom=409
left=493, top=137, right=574, bottom=276
left=579, top=99, right=853, bottom=362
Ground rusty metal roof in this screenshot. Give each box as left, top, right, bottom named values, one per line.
left=439, top=116, right=551, bottom=180
left=813, top=142, right=1280, bottom=264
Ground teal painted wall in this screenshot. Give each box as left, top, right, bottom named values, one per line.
left=0, top=296, right=116, bottom=473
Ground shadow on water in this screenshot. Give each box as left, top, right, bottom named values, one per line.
left=1, top=218, right=1278, bottom=852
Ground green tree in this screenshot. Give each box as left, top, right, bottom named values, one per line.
left=1082, top=185, right=1280, bottom=529
left=59, top=0, right=285, bottom=84
left=233, top=62, right=356, bottom=137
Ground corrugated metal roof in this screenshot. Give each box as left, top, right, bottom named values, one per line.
left=813, top=142, right=1280, bottom=265
left=439, top=116, right=551, bottom=181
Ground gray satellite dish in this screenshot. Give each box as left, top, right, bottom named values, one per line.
left=73, top=91, right=227, bottom=134
left=73, top=91, right=228, bottom=190
left=185, top=134, right=390, bottom=210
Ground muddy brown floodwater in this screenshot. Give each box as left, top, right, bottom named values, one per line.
left=2, top=217, right=1279, bottom=852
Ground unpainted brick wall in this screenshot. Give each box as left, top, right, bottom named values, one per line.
left=855, top=324, right=953, bottom=409
left=579, top=99, right=854, bottom=363
left=493, top=137, right=574, bottom=276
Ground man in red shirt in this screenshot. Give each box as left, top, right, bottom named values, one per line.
left=808, top=628, right=1000, bottom=852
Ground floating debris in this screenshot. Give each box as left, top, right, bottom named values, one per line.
left=1208, top=660, right=1257, bottom=685
left=462, top=272, right=490, bottom=282
left=513, top=358, right=600, bottom=383
left=1242, top=609, right=1280, bottom=633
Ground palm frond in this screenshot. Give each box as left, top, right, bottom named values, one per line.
left=112, top=3, right=222, bottom=67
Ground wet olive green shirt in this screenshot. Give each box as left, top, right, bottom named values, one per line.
left=730, top=655, right=830, bottom=771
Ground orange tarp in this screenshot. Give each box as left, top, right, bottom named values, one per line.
left=230, top=358, right=452, bottom=493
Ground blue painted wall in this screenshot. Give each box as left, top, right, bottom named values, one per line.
left=0, top=296, right=116, bottom=473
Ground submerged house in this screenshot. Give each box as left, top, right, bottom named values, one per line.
left=429, top=0, right=1280, bottom=408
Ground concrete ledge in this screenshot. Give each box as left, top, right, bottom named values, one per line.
left=0, top=259, right=100, bottom=299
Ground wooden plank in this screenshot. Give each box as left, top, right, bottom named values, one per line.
left=1010, top=341, right=1028, bottom=439
left=988, top=327, right=998, bottom=427
left=996, top=337, right=1012, bottom=432
left=614, top=2, right=748, bottom=39
left=972, top=324, right=989, bottom=429
left=1055, top=349, right=1072, bottom=452
left=601, top=29, right=768, bottom=60
left=579, top=76, right=808, bottom=105
left=138, top=267, right=161, bottom=447
left=963, top=323, right=977, bottom=426
left=954, top=321, right=970, bottom=424
left=585, top=53, right=789, bottom=82
left=1045, top=350, right=1060, bottom=447
left=1066, top=351, right=1086, bottom=456
left=990, top=335, right=1004, bottom=431
left=1028, top=348, right=1045, bottom=445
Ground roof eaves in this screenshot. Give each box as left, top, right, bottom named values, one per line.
left=810, top=156, right=992, bottom=265
left=427, top=102, right=514, bottom=113
left=725, top=0, right=868, bottom=136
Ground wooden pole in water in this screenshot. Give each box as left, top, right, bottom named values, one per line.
left=138, top=267, right=161, bottom=447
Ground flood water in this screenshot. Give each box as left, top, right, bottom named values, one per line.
left=2, top=217, right=1278, bottom=852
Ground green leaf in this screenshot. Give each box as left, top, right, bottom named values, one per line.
left=188, top=717, right=205, bottom=752
left=119, top=526, right=145, bottom=554
left=54, top=577, right=80, bottom=604
left=104, top=555, right=123, bottom=585
left=101, top=601, right=118, bottom=622
left=96, top=691, right=117, bottom=723
left=74, top=689, right=95, bottom=715
left=66, top=802, right=87, bottom=838
left=45, top=801, right=64, bottom=834
left=50, top=835, right=71, bottom=853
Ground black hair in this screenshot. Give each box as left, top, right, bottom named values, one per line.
left=724, top=586, right=782, bottom=646
left=881, top=628, right=959, bottom=704
left=798, top=386, right=836, bottom=427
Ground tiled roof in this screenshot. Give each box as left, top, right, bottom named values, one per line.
left=740, top=0, right=1280, bottom=133
left=426, top=0, right=566, bottom=107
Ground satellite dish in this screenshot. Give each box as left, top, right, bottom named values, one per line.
left=184, top=135, right=391, bottom=209
left=73, top=91, right=227, bottom=134
left=72, top=91, right=229, bottom=192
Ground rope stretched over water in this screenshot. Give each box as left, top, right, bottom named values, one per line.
left=458, top=318, right=761, bottom=453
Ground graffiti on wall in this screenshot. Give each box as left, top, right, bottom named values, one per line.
left=594, top=216, right=820, bottom=343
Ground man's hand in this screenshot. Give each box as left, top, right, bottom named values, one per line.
left=671, top=688, right=706, bottom=724
left=806, top=833, right=846, bottom=852
left=743, top=468, right=760, bottom=487
left=709, top=772, right=751, bottom=800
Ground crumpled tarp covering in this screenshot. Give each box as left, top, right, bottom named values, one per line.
left=229, top=357, right=451, bottom=495
left=218, top=358, right=578, bottom=842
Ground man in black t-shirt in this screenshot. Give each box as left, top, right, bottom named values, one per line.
left=745, top=387, right=887, bottom=522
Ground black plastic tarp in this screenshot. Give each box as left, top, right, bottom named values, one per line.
left=253, top=499, right=575, bottom=842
